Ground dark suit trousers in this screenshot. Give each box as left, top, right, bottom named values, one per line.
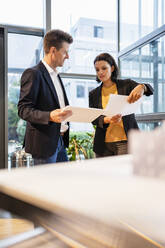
left=33, top=136, right=68, bottom=165
left=96, top=141, right=128, bottom=157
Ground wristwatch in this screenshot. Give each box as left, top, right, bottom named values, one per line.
left=140, top=84, right=147, bottom=93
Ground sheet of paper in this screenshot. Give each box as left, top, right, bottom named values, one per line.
left=63, top=105, right=103, bottom=122
left=103, top=94, right=142, bottom=116
left=63, top=95, right=142, bottom=123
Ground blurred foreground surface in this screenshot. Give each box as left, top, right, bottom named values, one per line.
left=0, top=154, right=164, bottom=247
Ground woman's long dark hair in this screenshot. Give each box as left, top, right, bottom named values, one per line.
left=94, top=53, right=119, bottom=83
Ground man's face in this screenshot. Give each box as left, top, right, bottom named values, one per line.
left=52, top=42, right=70, bottom=68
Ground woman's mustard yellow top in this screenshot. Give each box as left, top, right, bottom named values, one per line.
left=102, top=84, right=127, bottom=143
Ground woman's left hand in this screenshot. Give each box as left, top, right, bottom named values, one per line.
left=104, top=114, right=122, bottom=124
left=127, top=84, right=145, bottom=103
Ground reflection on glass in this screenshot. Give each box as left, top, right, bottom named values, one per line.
left=120, top=35, right=165, bottom=116
left=8, top=33, right=43, bottom=167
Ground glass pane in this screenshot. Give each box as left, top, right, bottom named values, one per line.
left=158, top=0, right=165, bottom=27
left=8, top=33, right=43, bottom=70
left=8, top=33, right=43, bottom=167
left=51, top=0, right=117, bottom=74
left=0, top=0, right=44, bottom=28
left=120, top=35, right=165, bottom=114
left=120, top=0, right=165, bottom=50
left=120, top=0, right=139, bottom=50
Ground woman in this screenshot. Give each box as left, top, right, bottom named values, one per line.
left=89, top=53, right=154, bottom=157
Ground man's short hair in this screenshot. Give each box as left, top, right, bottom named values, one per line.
left=44, top=29, right=73, bottom=54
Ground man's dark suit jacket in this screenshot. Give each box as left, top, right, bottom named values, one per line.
left=89, top=79, right=154, bottom=155
left=18, top=61, right=69, bottom=159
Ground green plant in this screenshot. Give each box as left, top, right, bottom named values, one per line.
left=67, top=131, right=95, bottom=161
left=8, top=102, right=20, bottom=141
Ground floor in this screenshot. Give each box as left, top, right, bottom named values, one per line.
left=0, top=209, right=34, bottom=240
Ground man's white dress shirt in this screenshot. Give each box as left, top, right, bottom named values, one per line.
left=42, top=59, right=68, bottom=133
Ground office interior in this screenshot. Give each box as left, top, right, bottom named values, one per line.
left=0, top=0, right=165, bottom=247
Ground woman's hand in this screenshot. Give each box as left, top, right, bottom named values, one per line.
left=127, top=84, right=145, bottom=103
left=104, top=114, right=122, bottom=124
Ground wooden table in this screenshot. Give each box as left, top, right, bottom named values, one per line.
left=0, top=218, right=34, bottom=239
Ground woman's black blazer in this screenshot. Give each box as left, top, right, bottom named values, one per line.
left=89, top=79, right=154, bottom=155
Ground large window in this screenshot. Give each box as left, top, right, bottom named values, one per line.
left=8, top=32, right=43, bottom=158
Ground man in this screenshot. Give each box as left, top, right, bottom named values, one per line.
left=18, top=29, right=73, bottom=165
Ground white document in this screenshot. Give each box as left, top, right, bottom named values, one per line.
left=63, top=95, right=142, bottom=123
left=63, top=105, right=103, bottom=122
left=103, top=94, right=142, bottom=117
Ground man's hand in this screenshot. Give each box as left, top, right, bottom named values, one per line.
left=50, top=109, right=72, bottom=123
left=127, top=84, right=145, bottom=103
left=104, top=114, right=122, bottom=124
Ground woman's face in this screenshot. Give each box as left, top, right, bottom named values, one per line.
left=94, top=60, right=114, bottom=83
